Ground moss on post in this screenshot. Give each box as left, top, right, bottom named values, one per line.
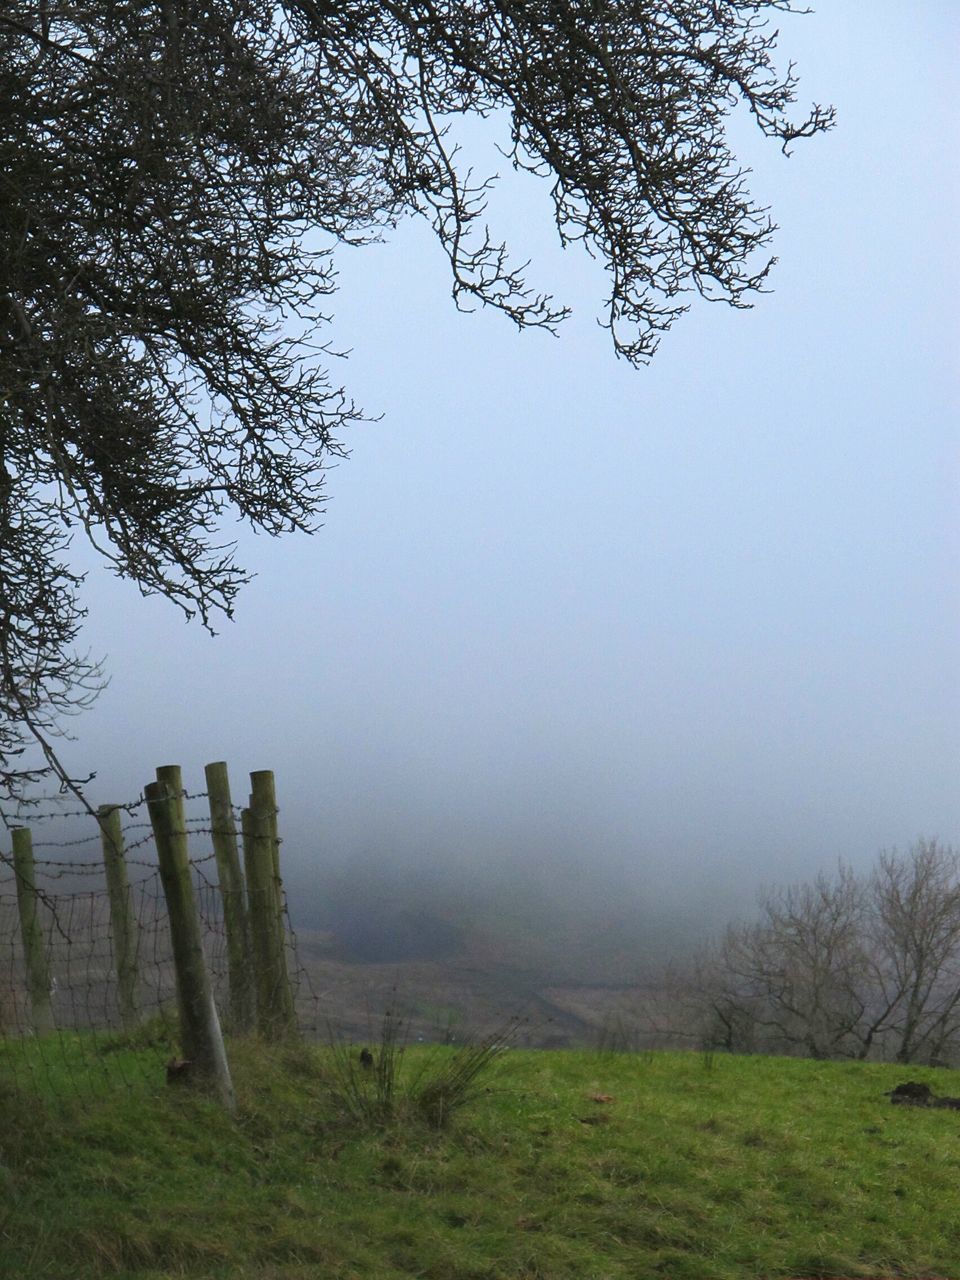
left=147, top=766, right=234, bottom=1111
left=98, top=804, right=140, bottom=1030
left=243, top=771, right=296, bottom=1042
left=204, top=761, right=253, bottom=1033
left=11, top=827, right=54, bottom=1036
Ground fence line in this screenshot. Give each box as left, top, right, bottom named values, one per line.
left=0, top=762, right=318, bottom=1107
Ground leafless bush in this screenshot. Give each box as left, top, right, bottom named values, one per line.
left=868, top=839, right=960, bottom=1064
left=661, top=841, right=960, bottom=1066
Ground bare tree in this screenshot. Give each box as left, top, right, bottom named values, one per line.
left=0, top=1, right=833, bottom=800
left=714, top=868, right=870, bottom=1059
left=670, top=843, right=960, bottom=1066
left=679, top=943, right=761, bottom=1054
left=868, top=840, right=960, bottom=1065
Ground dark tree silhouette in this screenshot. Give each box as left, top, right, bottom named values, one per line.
left=0, top=0, right=833, bottom=798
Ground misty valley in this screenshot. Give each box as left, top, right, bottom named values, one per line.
left=286, top=837, right=960, bottom=1071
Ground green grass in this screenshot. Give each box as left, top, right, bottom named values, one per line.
left=2, top=1041, right=960, bottom=1279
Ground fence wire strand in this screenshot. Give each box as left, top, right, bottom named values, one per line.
left=0, top=787, right=321, bottom=1106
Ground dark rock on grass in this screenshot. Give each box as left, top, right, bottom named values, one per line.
left=887, top=1081, right=960, bottom=1109
left=888, top=1081, right=933, bottom=1105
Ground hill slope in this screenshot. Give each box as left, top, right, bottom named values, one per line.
left=2, top=1043, right=959, bottom=1279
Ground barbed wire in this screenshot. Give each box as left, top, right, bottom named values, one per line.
left=0, top=788, right=221, bottom=825
left=0, top=782, right=312, bottom=1106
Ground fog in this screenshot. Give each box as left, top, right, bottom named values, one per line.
left=41, top=4, right=959, bottom=961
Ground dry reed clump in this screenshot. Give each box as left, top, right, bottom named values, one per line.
left=323, top=1005, right=519, bottom=1128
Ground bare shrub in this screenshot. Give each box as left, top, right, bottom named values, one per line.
left=662, top=841, right=960, bottom=1066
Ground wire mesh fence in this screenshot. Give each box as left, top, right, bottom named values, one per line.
left=0, top=766, right=320, bottom=1105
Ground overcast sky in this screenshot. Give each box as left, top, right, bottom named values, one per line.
left=55, top=2, right=959, bottom=936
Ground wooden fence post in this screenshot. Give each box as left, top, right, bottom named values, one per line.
left=146, top=765, right=235, bottom=1112
left=243, top=770, right=296, bottom=1041
left=11, top=827, right=54, bottom=1036
left=204, top=761, right=253, bottom=1033
left=239, top=806, right=269, bottom=1033
left=98, top=805, right=140, bottom=1030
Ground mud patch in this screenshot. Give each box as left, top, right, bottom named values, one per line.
left=887, top=1081, right=960, bottom=1110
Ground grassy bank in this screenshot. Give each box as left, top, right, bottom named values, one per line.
left=2, top=1041, right=959, bottom=1279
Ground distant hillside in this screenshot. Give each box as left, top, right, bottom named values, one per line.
left=286, top=856, right=685, bottom=976
left=284, top=864, right=692, bottom=1047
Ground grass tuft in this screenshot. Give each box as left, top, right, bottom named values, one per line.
left=408, top=1021, right=519, bottom=1128
left=323, top=1008, right=519, bottom=1128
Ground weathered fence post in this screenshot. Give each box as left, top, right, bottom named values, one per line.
left=204, top=761, right=253, bottom=1033
left=146, top=765, right=235, bottom=1112
left=98, top=805, right=140, bottom=1030
left=243, top=770, right=296, bottom=1042
left=11, top=827, right=54, bottom=1035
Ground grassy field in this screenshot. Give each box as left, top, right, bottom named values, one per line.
left=2, top=1039, right=959, bottom=1279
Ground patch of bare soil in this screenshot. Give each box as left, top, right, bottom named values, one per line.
left=887, top=1081, right=960, bottom=1110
